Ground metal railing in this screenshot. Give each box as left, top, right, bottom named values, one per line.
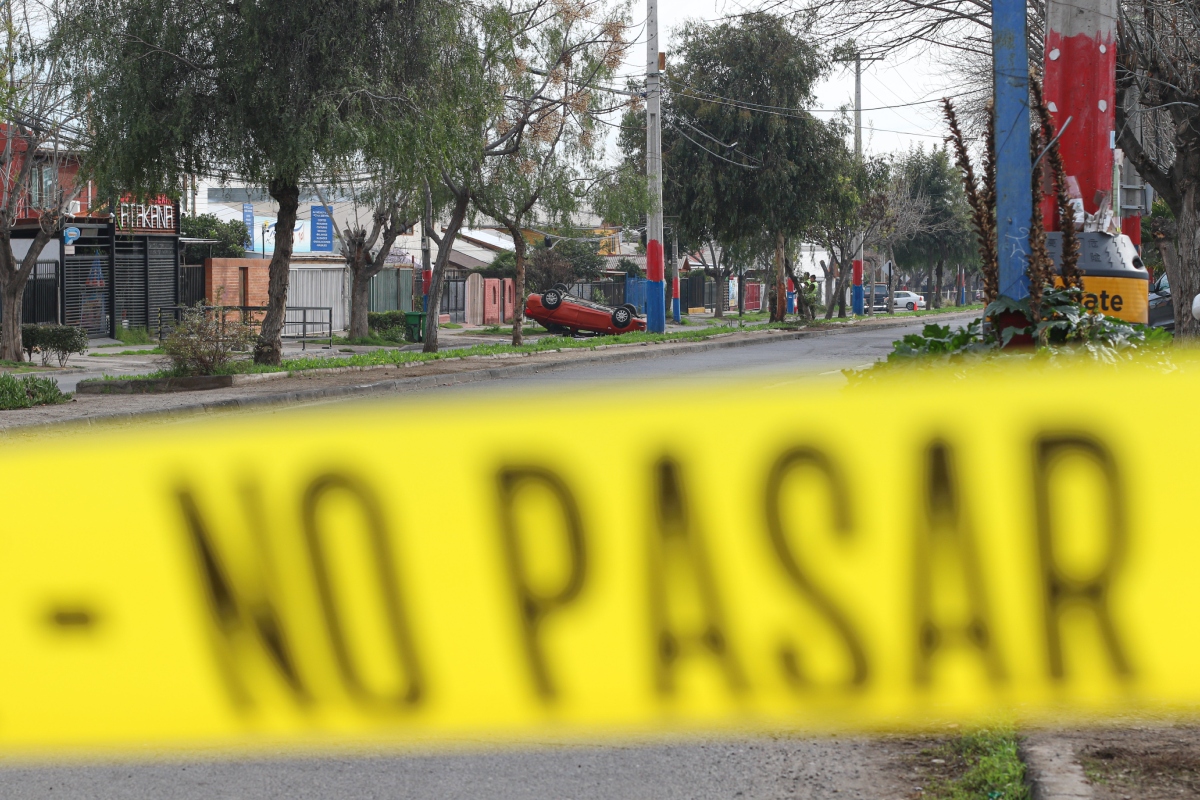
left=157, top=305, right=334, bottom=350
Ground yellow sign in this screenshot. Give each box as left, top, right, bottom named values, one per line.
left=2, top=360, right=1198, bottom=754
left=1079, top=275, right=1149, bottom=324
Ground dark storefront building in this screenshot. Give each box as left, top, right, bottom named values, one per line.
left=11, top=199, right=181, bottom=338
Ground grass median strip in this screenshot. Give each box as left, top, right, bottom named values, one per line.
left=118, top=323, right=789, bottom=381
left=907, top=727, right=1028, bottom=800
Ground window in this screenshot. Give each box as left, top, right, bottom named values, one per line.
left=28, top=164, right=57, bottom=209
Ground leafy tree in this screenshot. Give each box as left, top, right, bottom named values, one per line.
left=61, top=0, right=448, bottom=363
left=892, top=146, right=975, bottom=308
left=0, top=0, right=82, bottom=361
left=421, top=0, right=627, bottom=352
left=663, top=13, right=852, bottom=322
left=179, top=214, right=247, bottom=262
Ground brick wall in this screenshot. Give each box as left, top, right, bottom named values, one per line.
left=205, top=258, right=271, bottom=307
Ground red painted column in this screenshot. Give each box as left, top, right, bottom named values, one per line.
left=1042, top=0, right=1117, bottom=232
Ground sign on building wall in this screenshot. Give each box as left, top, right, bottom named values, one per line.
left=242, top=204, right=254, bottom=247
left=247, top=216, right=310, bottom=254
left=116, top=200, right=178, bottom=234
left=311, top=205, right=334, bottom=252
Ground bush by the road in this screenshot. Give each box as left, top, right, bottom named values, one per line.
left=0, top=373, right=70, bottom=409
left=21, top=324, right=90, bottom=367
left=162, top=303, right=256, bottom=375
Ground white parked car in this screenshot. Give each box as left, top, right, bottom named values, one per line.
left=893, top=291, right=927, bottom=311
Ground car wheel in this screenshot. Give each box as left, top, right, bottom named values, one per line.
left=553, top=283, right=569, bottom=293
left=622, top=303, right=638, bottom=317
left=542, top=289, right=563, bottom=310
left=906, top=302, right=916, bottom=311
left=611, top=306, right=633, bottom=329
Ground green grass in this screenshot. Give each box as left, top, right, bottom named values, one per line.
left=113, top=326, right=156, bottom=345
left=477, top=325, right=548, bottom=336
left=129, top=321, right=771, bottom=380
left=441, top=322, right=463, bottom=329
left=0, top=373, right=70, bottom=409
left=918, top=727, right=1028, bottom=800
left=88, top=347, right=166, bottom=357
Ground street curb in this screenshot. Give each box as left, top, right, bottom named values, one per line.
left=1020, top=735, right=1094, bottom=800
left=5, top=312, right=974, bottom=434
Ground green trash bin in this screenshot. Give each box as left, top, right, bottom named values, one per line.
left=404, top=311, right=426, bottom=343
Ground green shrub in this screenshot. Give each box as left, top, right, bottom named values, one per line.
left=162, top=303, right=256, bottom=375
left=19, top=324, right=89, bottom=366
left=20, top=324, right=43, bottom=362
left=0, top=373, right=69, bottom=409
left=368, top=311, right=408, bottom=331
left=114, top=325, right=155, bottom=345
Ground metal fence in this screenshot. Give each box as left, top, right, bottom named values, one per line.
left=23, top=261, right=57, bottom=325
left=179, top=265, right=205, bottom=307
left=568, top=280, right=625, bottom=307
left=156, top=305, right=334, bottom=349
left=0, top=261, right=58, bottom=326
left=441, top=278, right=465, bottom=323
left=287, top=267, right=346, bottom=333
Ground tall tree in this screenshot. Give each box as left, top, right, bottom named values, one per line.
left=1117, top=1, right=1200, bottom=336
left=1, top=0, right=82, bottom=361
left=892, top=146, right=975, bottom=308
left=420, top=0, right=628, bottom=352
left=664, top=12, right=851, bottom=322
left=61, top=0, right=448, bottom=363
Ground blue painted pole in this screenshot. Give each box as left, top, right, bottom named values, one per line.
left=993, top=0, right=1032, bottom=301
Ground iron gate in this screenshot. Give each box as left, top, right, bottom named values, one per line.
left=441, top=278, right=465, bottom=323
left=63, top=233, right=113, bottom=337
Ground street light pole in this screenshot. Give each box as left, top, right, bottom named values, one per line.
left=645, top=0, right=666, bottom=333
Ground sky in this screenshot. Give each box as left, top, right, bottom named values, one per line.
left=612, top=0, right=963, bottom=159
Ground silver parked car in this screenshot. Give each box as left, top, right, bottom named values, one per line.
left=893, top=290, right=927, bottom=311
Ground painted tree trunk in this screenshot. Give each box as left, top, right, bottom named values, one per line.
left=933, top=259, right=944, bottom=309
left=254, top=182, right=299, bottom=365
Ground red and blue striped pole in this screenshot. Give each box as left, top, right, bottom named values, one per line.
left=644, top=0, right=666, bottom=333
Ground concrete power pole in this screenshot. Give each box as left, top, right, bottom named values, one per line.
left=645, top=0, right=666, bottom=332
left=851, top=55, right=865, bottom=316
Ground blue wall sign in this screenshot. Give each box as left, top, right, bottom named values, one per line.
left=63, top=227, right=80, bottom=245
left=311, top=205, right=334, bottom=252
left=242, top=203, right=255, bottom=251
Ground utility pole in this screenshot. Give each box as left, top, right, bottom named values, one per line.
left=421, top=183, right=432, bottom=313
left=645, top=0, right=666, bottom=333
left=993, top=0, right=1032, bottom=302
left=672, top=227, right=680, bottom=322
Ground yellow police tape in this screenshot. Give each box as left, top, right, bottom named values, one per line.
left=3, top=358, right=1198, bottom=753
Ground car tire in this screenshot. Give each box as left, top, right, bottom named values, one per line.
left=611, top=306, right=633, bottom=329
left=553, top=283, right=569, bottom=293
left=622, top=303, right=638, bottom=317
left=906, top=302, right=916, bottom=311
left=542, top=289, right=563, bottom=310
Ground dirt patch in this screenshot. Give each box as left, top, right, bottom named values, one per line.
left=1070, top=725, right=1200, bottom=799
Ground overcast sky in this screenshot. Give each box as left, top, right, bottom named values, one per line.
left=612, top=0, right=961, bottom=159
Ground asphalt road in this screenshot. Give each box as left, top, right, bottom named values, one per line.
left=411, top=315, right=958, bottom=399
left=0, top=737, right=908, bottom=799
left=0, top=316, right=963, bottom=799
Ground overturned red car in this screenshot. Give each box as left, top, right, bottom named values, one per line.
left=524, top=285, right=646, bottom=335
